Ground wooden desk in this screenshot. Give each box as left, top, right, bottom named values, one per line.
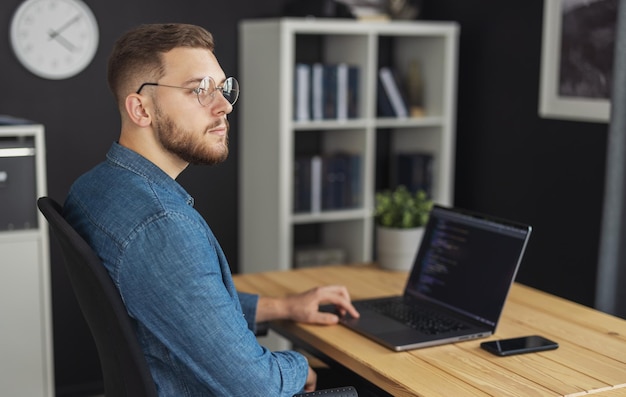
left=233, top=265, right=626, bottom=397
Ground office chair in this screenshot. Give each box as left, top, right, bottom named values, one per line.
left=38, top=197, right=158, bottom=397
left=37, top=197, right=357, bottom=397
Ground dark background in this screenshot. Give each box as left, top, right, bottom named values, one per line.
left=0, top=0, right=609, bottom=394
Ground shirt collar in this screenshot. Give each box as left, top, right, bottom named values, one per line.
left=106, top=142, right=195, bottom=207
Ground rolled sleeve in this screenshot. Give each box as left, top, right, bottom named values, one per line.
left=238, top=292, right=270, bottom=336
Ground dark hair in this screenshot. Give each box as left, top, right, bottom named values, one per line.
left=107, top=23, right=215, bottom=105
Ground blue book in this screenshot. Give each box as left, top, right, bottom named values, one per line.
left=378, top=67, right=409, bottom=117
left=347, top=66, right=360, bottom=119
left=348, top=154, right=362, bottom=207
left=293, top=156, right=312, bottom=213
left=321, top=153, right=362, bottom=210
left=323, top=64, right=338, bottom=119
left=377, top=77, right=395, bottom=117
left=321, top=155, right=338, bottom=210
left=394, top=152, right=434, bottom=197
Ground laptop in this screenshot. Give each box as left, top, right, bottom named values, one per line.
left=332, top=205, right=532, bottom=351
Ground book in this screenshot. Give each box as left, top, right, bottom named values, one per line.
left=347, top=65, right=360, bottom=119
left=294, top=63, right=311, bottom=121
left=311, top=63, right=324, bottom=120
left=310, top=155, right=322, bottom=213
left=294, top=153, right=362, bottom=214
left=322, top=64, right=338, bottom=119
left=293, top=156, right=312, bottom=213
left=293, top=246, right=347, bottom=268
left=348, top=154, right=362, bottom=207
left=377, top=77, right=395, bottom=117
left=336, top=63, right=349, bottom=120
left=378, top=67, right=409, bottom=118
left=393, top=152, right=434, bottom=197
left=322, top=154, right=349, bottom=210
left=301, top=63, right=360, bottom=121
left=321, top=153, right=362, bottom=210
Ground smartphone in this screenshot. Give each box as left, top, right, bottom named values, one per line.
left=480, top=335, right=558, bottom=356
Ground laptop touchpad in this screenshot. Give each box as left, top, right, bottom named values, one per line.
left=342, top=310, right=407, bottom=334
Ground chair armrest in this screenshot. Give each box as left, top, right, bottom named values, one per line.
left=254, top=321, right=270, bottom=336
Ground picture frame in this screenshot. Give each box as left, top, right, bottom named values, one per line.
left=539, top=0, right=616, bottom=123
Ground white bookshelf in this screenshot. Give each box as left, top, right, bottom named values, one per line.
left=0, top=123, right=54, bottom=397
left=238, top=18, right=458, bottom=274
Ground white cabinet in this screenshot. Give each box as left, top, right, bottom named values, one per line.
left=238, top=18, right=458, bottom=273
left=0, top=123, right=53, bottom=397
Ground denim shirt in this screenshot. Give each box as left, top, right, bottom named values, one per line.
left=63, top=142, right=308, bottom=396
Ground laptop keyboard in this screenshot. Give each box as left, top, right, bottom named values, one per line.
left=363, top=299, right=470, bottom=335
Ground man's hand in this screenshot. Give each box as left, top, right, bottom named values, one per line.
left=304, top=366, right=317, bottom=392
left=286, top=285, right=360, bottom=324
left=256, top=285, right=360, bottom=324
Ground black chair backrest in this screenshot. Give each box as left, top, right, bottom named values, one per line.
left=37, top=197, right=158, bottom=397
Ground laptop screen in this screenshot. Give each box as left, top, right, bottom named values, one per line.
left=405, top=205, right=531, bottom=327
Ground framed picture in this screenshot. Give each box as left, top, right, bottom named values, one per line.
left=539, top=0, right=617, bottom=123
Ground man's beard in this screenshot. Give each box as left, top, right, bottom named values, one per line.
left=153, top=103, right=229, bottom=166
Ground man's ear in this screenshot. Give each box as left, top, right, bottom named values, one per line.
left=125, top=93, right=152, bottom=127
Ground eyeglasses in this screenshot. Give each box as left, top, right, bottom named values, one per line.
left=136, top=76, right=239, bottom=106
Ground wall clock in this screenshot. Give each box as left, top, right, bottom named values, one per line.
left=10, top=0, right=99, bottom=80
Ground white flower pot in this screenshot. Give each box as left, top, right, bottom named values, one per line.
left=376, top=226, right=425, bottom=271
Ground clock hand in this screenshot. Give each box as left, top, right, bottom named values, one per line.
left=49, top=14, right=81, bottom=38
left=48, top=29, right=77, bottom=52
left=48, top=15, right=82, bottom=53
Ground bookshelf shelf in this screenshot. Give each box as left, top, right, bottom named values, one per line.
left=238, top=18, right=458, bottom=274
left=375, top=115, right=446, bottom=128
left=291, top=208, right=370, bottom=224
left=292, top=119, right=369, bottom=130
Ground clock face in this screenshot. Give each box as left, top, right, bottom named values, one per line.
left=10, top=0, right=99, bottom=80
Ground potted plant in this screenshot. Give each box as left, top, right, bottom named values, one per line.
left=374, top=185, right=433, bottom=271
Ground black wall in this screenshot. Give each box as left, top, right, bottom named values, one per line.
left=0, top=0, right=609, bottom=395
left=422, top=1, right=607, bottom=308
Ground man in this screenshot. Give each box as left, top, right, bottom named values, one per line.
left=64, top=23, right=359, bottom=396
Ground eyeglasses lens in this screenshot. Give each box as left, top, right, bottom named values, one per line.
left=198, top=77, right=239, bottom=106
